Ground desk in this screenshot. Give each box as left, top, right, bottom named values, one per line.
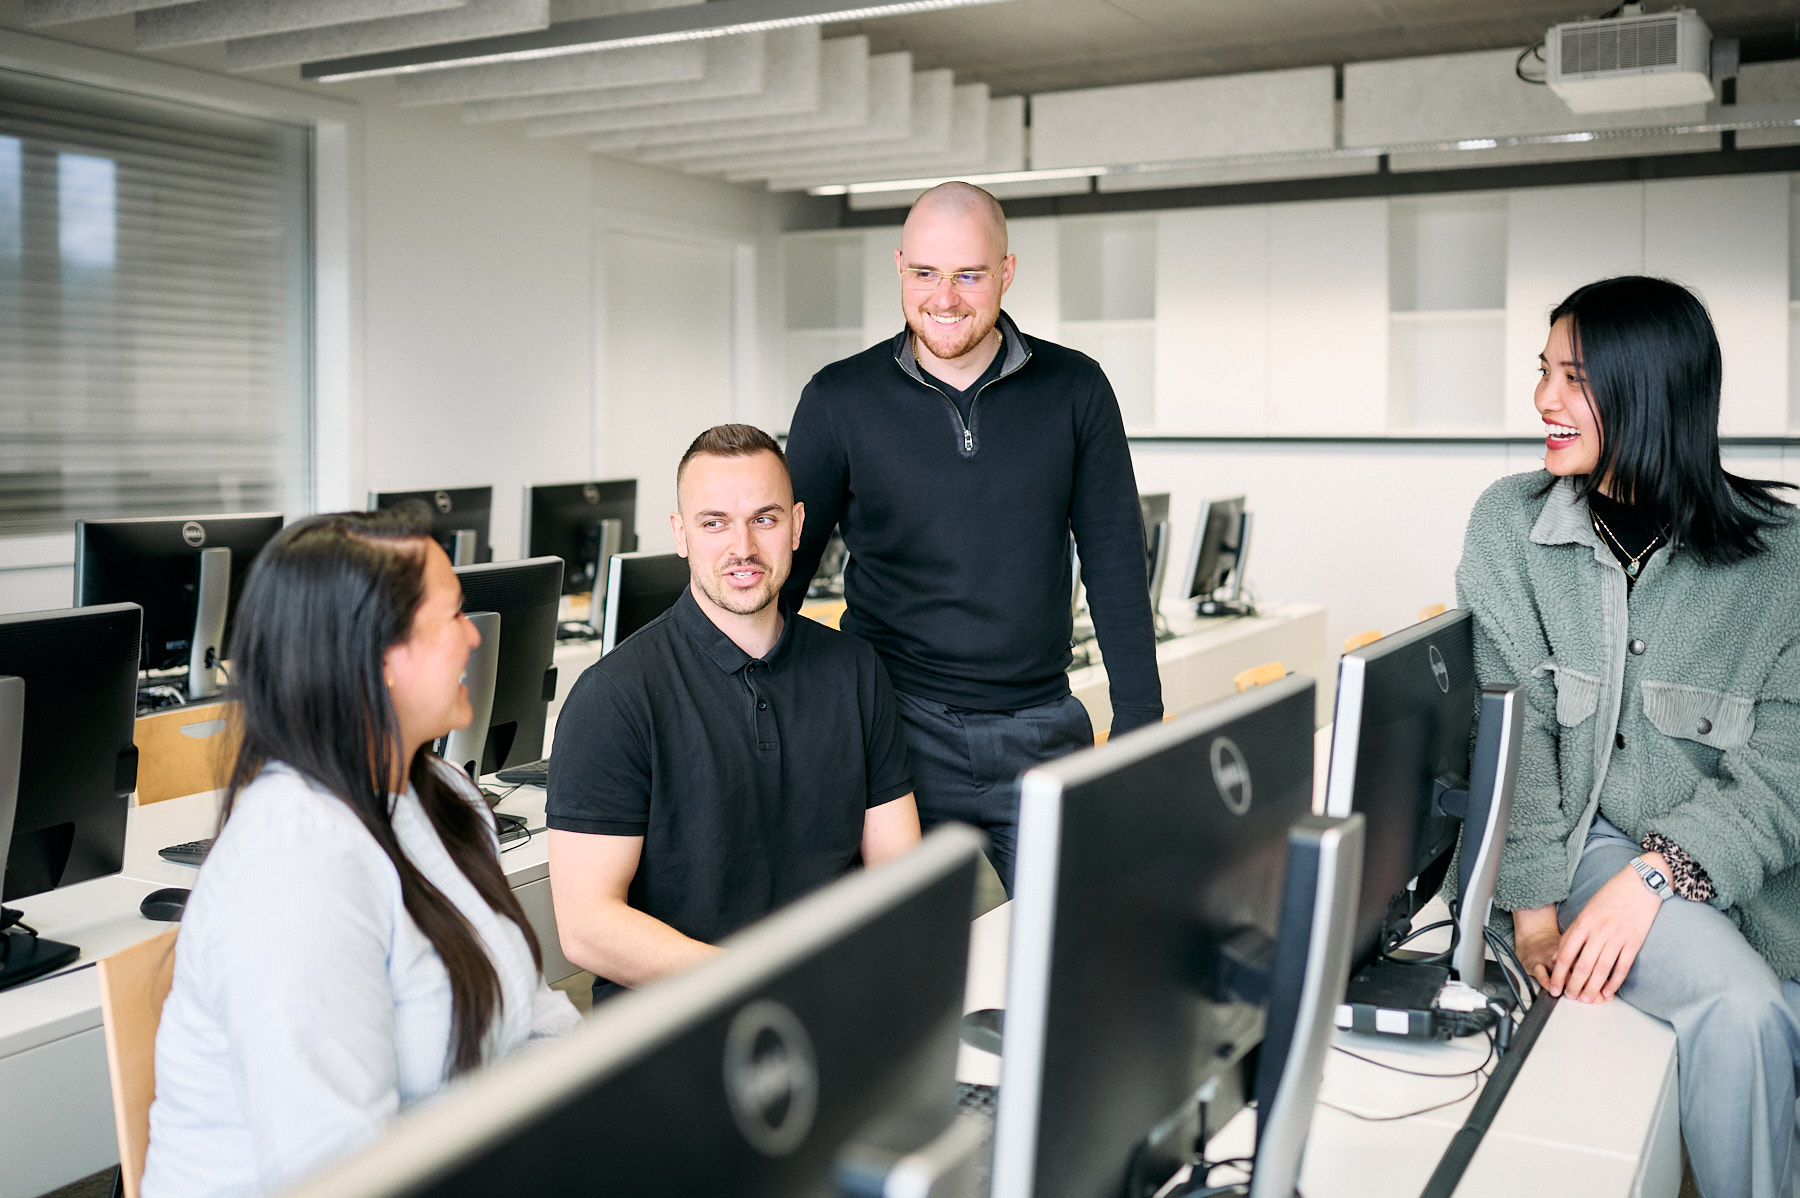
left=0, top=781, right=567, bottom=1198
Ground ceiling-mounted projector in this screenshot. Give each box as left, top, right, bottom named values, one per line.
left=1547, top=4, right=1714, bottom=113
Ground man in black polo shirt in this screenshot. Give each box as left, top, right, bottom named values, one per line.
left=546, top=424, right=921, bottom=999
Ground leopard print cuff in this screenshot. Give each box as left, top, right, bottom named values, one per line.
left=1641, top=832, right=1716, bottom=903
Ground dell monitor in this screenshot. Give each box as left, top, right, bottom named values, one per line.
left=74, top=512, right=284, bottom=702
left=283, top=825, right=988, bottom=1198
left=369, top=487, right=493, bottom=567
left=449, top=556, right=563, bottom=778
left=600, top=552, right=691, bottom=656
left=522, top=479, right=638, bottom=636
left=994, top=675, right=1362, bottom=1198
left=1186, top=496, right=1253, bottom=618
left=0, top=604, right=142, bottom=989
left=1323, top=609, right=1520, bottom=1006
left=1139, top=491, right=1171, bottom=598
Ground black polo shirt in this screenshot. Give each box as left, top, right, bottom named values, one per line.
left=547, top=587, right=913, bottom=991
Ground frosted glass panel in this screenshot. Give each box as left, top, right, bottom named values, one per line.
left=1389, top=316, right=1505, bottom=430
left=1061, top=320, right=1154, bottom=428
left=1390, top=193, right=1507, bottom=312
left=1059, top=215, right=1155, bottom=322
left=784, top=233, right=862, bottom=330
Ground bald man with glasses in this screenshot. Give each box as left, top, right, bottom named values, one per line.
left=781, top=181, right=1162, bottom=893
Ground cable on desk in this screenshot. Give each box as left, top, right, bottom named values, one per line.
left=1318, top=1074, right=1484, bottom=1124
left=1417, top=993, right=1560, bottom=1198
left=1331, top=1027, right=1496, bottom=1080
left=1380, top=917, right=1455, bottom=964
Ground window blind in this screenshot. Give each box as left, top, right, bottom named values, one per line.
left=0, top=66, right=311, bottom=539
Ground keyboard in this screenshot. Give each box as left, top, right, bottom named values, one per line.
left=159, top=838, right=213, bottom=867
left=495, top=759, right=550, bottom=787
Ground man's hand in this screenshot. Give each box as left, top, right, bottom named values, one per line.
left=1548, top=855, right=1666, bottom=1002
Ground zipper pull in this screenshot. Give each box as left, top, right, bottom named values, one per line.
left=963, top=428, right=974, bottom=452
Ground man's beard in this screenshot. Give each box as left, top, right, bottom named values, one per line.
left=906, top=303, right=997, bottom=363
left=694, top=557, right=783, bottom=616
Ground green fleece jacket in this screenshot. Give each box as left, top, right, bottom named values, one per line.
left=1456, top=471, right=1800, bottom=979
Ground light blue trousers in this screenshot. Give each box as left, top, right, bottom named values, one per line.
left=1562, top=818, right=1800, bottom=1198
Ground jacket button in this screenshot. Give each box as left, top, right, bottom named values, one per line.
left=1615, top=732, right=1626, bottom=750
left=1696, top=717, right=1712, bottom=735
left=1629, top=639, right=1646, bottom=655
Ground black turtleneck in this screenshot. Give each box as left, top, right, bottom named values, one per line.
left=1588, top=490, right=1664, bottom=579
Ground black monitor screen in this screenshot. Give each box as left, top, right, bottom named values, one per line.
left=1186, top=495, right=1247, bottom=602
left=524, top=479, right=639, bottom=596
left=75, top=512, right=283, bottom=673
left=1323, top=609, right=1476, bottom=970
left=369, top=487, right=493, bottom=565
left=994, top=674, right=1316, bottom=1198
left=602, top=552, right=690, bottom=655
left=454, top=556, right=563, bottom=774
left=0, top=604, right=141, bottom=903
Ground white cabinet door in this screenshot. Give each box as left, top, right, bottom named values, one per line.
left=1002, top=215, right=1062, bottom=343
left=1267, top=198, right=1388, bottom=433
left=1645, top=175, right=1790, bottom=435
left=1155, top=205, right=1269, bottom=433
left=861, top=225, right=901, bottom=349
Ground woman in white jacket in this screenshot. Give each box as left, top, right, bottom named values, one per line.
left=143, top=507, right=580, bottom=1198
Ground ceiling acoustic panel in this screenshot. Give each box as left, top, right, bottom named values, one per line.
left=136, top=0, right=467, bottom=51
left=589, top=40, right=886, bottom=154
left=393, top=38, right=709, bottom=104
left=24, top=0, right=189, bottom=23
left=681, top=66, right=947, bottom=174
left=530, top=24, right=830, bottom=136
left=1030, top=65, right=1336, bottom=169
left=225, top=0, right=550, bottom=71
left=757, top=86, right=1006, bottom=190
left=725, top=75, right=969, bottom=181
left=456, top=27, right=781, bottom=119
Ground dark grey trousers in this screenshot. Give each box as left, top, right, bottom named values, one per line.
left=1564, top=817, right=1800, bottom=1198
left=891, top=688, right=1094, bottom=894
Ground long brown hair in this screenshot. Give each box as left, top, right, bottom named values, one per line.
left=222, top=507, right=542, bottom=1077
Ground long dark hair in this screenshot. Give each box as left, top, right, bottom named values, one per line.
left=1546, top=275, right=1792, bottom=564
left=222, top=507, right=542, bottom=1077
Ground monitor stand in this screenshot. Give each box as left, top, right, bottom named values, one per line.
left=187, top=546, right=231, bottom=702
left=586, top=518, right=625, bottom=639
left=0, top=920, right=80, bottom=993
left=0, top=684, right=81, bottom=992
left=440, top=611, right=502, bottom=784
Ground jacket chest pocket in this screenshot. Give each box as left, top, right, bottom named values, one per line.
left=1640, top=680, right=1755, bottom=750
left=1536, top=660, right=1601, bottom=727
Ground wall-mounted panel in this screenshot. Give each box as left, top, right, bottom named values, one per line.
left=1154, top=205, right=1268, bottom=433
left=1266, top=199, right=1387, bottom=433
left=1644, top=175, right=1790, bottom=434
left=861, top=225, right=900, bottom=350
left=1001, top=215, right=1060, bottom=343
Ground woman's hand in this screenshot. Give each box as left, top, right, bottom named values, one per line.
left=1512, top=905, right=1563, bottom=991
left=1548, top=855, right=1667, bottom=1002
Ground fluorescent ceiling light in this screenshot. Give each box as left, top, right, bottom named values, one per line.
left=303, top=0, right=1016, bottom=81
left=810, top=166, right=1106, bottom=196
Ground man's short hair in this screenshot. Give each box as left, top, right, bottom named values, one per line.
left=675, top=423, right=790, bottom=496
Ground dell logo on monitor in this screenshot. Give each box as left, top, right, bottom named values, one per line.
left=723, top=999, right=818, bottom=1157
left=1210, top=736, right=1252, bottom=816
left=1428, top=644, right=1450, bottom=694
left=583, top=484, right=600, bottom=504
left=433, top=490, right=453, bottom=514
left=181, top=522, right=205, bottom=548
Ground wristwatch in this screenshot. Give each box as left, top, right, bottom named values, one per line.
left=1630, top=856, right=1675, bottom=902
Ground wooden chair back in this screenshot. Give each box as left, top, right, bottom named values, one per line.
left=1343, top=630, right=1383, bottom=653
left=1418, top=604, right=1448, bottom=621
left=97, top=928, right=178, bottom=1198
left=134, top=702, right=239, bottom=805
left=1233, top=661, right=1287, bottom=693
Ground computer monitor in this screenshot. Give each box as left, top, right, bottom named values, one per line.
left=1185, top=495, right=1253, bottom=617
left=0, top=603, right=141, bottom=988
left=368, top=487, right=493, bottom=566
left=600, top=552, right=691, bottom=656
left=1322, top=609, right=1521, bottom=990
left=1139, top=491, right=1171, bottom=602
left=449, top=556, right=563, bottom=777
left=74, top=512, right=284, bottom=702
left=993, top=675, right=1362, bottom=1198
left=282, top=825, right=989, bottom=1198
left=522, top=480, right=638, bottom=637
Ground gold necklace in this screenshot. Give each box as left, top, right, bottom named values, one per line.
left=1589, top=508, right=1662, bottom=579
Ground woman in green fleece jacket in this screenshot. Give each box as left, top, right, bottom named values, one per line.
left=1457, top=275, right=1799, bottom=1198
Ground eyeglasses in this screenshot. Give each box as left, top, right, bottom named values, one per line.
left=901, top=267, right=999, bottom=290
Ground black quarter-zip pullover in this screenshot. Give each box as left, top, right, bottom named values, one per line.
left=781, top=312, right=1164, bottom=732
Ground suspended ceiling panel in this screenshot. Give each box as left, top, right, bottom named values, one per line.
left=22, top=0, right=188, bottom=24
left=391, top=35, right=714, bottom=104
left=762, top=92, right=1021, bottom=190
left=529, top=26, right=831, bottom=136
left=457, top=27, right=786, bottom=119
left=135, top=0, right=465, bottom=51
left=1737, top=60, right=1800, bottom=148
left=723, top=74, right=965, bottom=181
left=1031, top=66, right=1335, bottom=169
left=225, top=0, right=549, bottom=71
left=677, top=66, right=945, bottom=173
left=608, top=44, right=895, bottom=154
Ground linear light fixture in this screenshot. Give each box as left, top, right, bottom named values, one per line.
left=303, top=0, right=1016, bottom=82
left=809, top=165, right=1106, bottom=196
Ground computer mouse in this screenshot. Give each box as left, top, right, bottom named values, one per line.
left=959, top=1007, right=1005, bottom=1055
left=139, top=887, right=190, bottom=923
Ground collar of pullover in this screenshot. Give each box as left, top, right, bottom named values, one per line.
left=892, top=309, right=1032, bottom=388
